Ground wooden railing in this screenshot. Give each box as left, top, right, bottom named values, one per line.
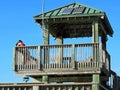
left=0, top=83, right=109, bottom=90
left=13, top=43, right=110, bottom=72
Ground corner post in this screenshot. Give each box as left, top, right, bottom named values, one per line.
left=42, top=23, right=49, bottom=83
left=57, top=36, right=63, bottom=45
left=43, top=23, right=49, bottom=45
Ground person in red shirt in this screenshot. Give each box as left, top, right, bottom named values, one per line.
left=16, top=40, right=29, bottom=64
left=16, top=40, right=25, bottom=46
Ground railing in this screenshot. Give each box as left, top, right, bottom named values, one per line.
left=101, top=45, right=110, bottom=71
left=13, top=43, right=110, bottom=72
left=0, top=83, right=109, bottom=90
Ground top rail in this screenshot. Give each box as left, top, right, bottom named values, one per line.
left=13, top=43, right=110, bottom=72
left=0, top=82, right=109, bottom=90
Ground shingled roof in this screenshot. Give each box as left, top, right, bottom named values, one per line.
left=34, top=2, right=104, bottom=19
left=34, top=2, right=113, bottom=37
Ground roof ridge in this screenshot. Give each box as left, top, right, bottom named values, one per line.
left=34, top=2, right=104, bottom=19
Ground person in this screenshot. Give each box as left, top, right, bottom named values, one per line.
left=16, top=40, right=25, bottom=46
left=16, top=40, right=30, bottom=64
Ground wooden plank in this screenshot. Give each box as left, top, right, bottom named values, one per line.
left=71, top=44, right=75, bottom=68
left=48, top=75, right=92, bottom=82
left=43, top=24, right=49, bottom=45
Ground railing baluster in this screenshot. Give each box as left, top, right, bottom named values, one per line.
left=14, top=43, right=110, bottom=73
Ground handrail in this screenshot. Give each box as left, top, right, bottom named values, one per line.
left=13, top=43, right=110, bottom=72
left=0, top=82, right=109, bottom=90
left=99, top=84, right=109, bottom=90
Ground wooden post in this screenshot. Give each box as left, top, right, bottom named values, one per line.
left=92, top=20, right=99, bottom=62
left=99, top=43, right=103, bottom=68
left=101, top=33, right=107, bottom=49
left=57, top=36, right=63, bottom=66
left=57, top=36, right=63, bottom=45
left=92, top=74, right=100, bottom=90
left=71, top=44, right=75, bottom=69
left=42, top=23, right=49, bottom=83
left=38, top=46, right=41, bottom=70
left=33, top=86, right=39, bottom=90
left=13, top=47, right=16, bottom=71
left=43, top=24, right=49, bottom=45
left=92, top=20, right=99, bottom=43
left=42, top=75, right=49, bottom=83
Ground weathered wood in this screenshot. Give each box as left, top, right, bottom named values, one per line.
left=42, top=75, right=48, bottom=83
left=71, top=44, right=75, bottom=68
left=92, top=20, right=99, bottom=43
left=92, top=74, right=100, bottom=90
left=43, top=24, right=49, bottom=45
left=14, top=43, right=110, bottom=78
left=0, top=82, right=110, bottom=90
left=48, top=75, right=92, bottom=82
left=13, top=47, right=16, bottom=71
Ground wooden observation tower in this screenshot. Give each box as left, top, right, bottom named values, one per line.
left=12, top=2, right=120, bottom=90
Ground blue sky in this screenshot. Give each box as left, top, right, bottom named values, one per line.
left=0, top=0, right=120, bottom=82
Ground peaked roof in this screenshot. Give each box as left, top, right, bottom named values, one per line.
left=34, top=2, right=113, bottom=37
left=34, top=2, right=104, bottom=19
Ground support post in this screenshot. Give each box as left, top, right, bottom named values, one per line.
left=13, top=47, right=16, bottom=71
left=92, top=74, right=100, bottom=90
left=57, top=36, right=63, bottom=45
left=92, top=20, right=99, bottom=43
left=101, top=33, right=107, bottom=49
left=71, top=44, right=75, bottom=69
left=42, top=75, right=48, bottom=83
left=92, top=20, right=99, bottom=62
left=43, top=24, right=49, bottom=45
left=42, top=23, right=49, bottom=83
left=38, top=46, right=41, bottom=70
left=57, top=36, right=63, bottom=65
left=33, top=86, right=39, bottom=90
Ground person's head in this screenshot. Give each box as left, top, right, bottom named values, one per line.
left=16, top=40, right=25, bottom=46
left=18, top=40, right=23, bottom=43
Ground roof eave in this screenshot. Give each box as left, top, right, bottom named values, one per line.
left=104, top=13, right=114, bottom=37
left=34, top=13, right=104, bottom=20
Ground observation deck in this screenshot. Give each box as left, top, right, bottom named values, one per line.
left=13, top=43, right=110, bottom=78
left=12, top=2, right=114, bottom=89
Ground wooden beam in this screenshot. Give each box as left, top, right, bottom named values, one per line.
left=46, top=16, right=99, bottom=24
left=57, top=36, right=63, bottom=64
left=48, top=76, right=92, bottom=82
left=57, top=36, right=63, bottom=45
left=99, top=20, right=107, bottom=35
left=92, top=20, right=99, bottom=62
left=92, top=20, right=99, bottom=42
left=71, top=44, right=75, bottom=69
left=42, top=75, right=49, bottom=83
left=43, top=24, right=49, bottom=45
left=92, top=74, right=100, bottom=90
